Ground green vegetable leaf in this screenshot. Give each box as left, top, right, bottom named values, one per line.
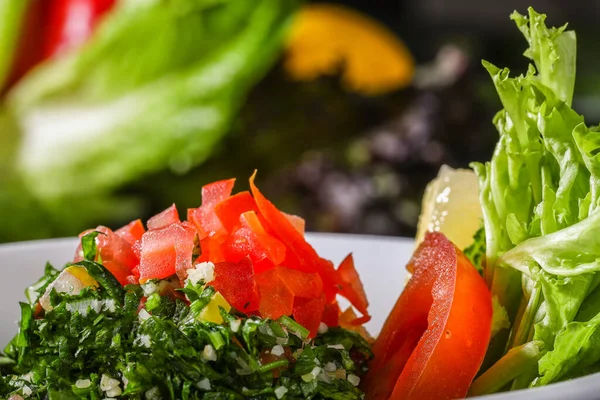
left=0, top=0, right=29, bottom=90
left=7, top=0, right=299, bottom=200
left=81, top=231, right=102, bottom=262
left=463, top=225, right=486, bottom=273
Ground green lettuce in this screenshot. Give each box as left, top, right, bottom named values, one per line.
left=0, top=0, right=29, bottom=89
left=6, top=0, right=298, bottom=200
left=472, top=6, right=600, bottom=390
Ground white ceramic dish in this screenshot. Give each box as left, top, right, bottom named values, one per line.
left=1, top=234, right=599, bottom=399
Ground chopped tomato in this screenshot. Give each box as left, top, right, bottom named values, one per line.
left=147, top=204, right=180, bottom=230
left=277, top=267, right=323, bottom=298
left=322, top=301, right=341, bottom=327
left=362, top=232, right=492, bottom=400
left=293, top=295, right=326, bottom=338
left=223, top=227, right=276, bottom=273
left=256, top=268, right=295, bottom=319
left=138, top=222, right=197, bottom=282
left=188, top=179, right=235, bottom=238
left=44, top=0, right=116, bottom=58
left=249, top=172, right=339, bottom=297
left=283, top=213, right=305, bottom=235
left=212, top=258, right=260, bottom=313
left=213, top=191, right=258, bottom=232
left=337, top=254, right=369, bottom=317
left=115, top=219, right=146, bottom=246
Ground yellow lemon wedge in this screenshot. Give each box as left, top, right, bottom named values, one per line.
left=198, top=292, right=231, bottom=324
left=415, top=165, right=482, bottom=250
left=285, top=4, right=414, bottom=95
left=39, top=266, right=99, bottom=311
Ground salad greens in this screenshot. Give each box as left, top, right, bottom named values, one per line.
left=0, top=235, right=371, bottom=399
left=7, top=0, right=297, bottom=200
left=471, top=7, right=600, bottom=393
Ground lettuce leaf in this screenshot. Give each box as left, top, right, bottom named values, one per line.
left=6, top=0, right=298, bottom=199
left=472, top=7, right=600, bottom=389
left=0, top=0, right=29, bottom=90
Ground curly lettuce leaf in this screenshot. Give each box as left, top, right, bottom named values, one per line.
left=472, top=7, right=600, bottom=390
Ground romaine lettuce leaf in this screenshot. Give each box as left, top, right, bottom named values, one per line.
left=472, top=6, right=600, bottom=390
left=6, top=0, right=298, bottom=199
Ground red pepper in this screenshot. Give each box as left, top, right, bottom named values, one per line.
left=362, top=232, right=492, bottom=400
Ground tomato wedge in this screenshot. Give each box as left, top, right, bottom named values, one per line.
left=362, top=232, right=492, bottom=400
left=337, top=253, right=369, bottom=317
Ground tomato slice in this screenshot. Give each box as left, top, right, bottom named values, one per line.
left=212, top=258, right=260, bottom=313
left=188, top=179, right=236, bottom=238
left=147, top=204, right=180, bottom=230
left=138, top=222, right=197, bottom=282
left=362, top=232, right=492, bottom=400
left=213, top=191, right=258, bottom=233
left=337, top=253, right=369, bottom=317
left=44, top=0, right=116, bottom=58
left=115, top=219, right=146, bottom=246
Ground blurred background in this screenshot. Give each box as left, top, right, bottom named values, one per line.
left=0, top=0, right=598, bottom=242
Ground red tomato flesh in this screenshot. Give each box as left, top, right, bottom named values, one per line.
left=115, top=219, right=146, bottom=246
left=138, top=222, right=197, bottom=282
left=147, top=204, right=180, bottom=230
left=362, top=232, right=492, bottom=400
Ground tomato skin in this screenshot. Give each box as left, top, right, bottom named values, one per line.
left=212, top=258, right=260, bottom=313
left=44, top=0, right=115, bottom=58
left=362, top=232, right=492, bottom=400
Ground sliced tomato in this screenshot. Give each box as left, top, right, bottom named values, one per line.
left=147, top=204, right=180, bottom=230
left=249, top=172, right=339, bottom=297
left=256, top=268, right=294, bottom=319
left=337, top=254, right=369, bottom=317
left=362, top=232, right=492, bottom=400
left=213, top=191, right=258, bottom=233
left=115, top=219, right=146, bottom=246
left=188, top=179, right=236, bottom=238
left=212, top=258, right=260, bottom=313
left=138, top=222, right=197, bottom=282
left=293, top=295, right=326, bottom=338
left=44, top=0, right=116, bottom=58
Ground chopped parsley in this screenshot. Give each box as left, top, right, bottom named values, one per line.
left=0, top=261, right=372, bottom=399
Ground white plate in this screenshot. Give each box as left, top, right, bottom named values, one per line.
left=1, top=234, right=599, bottom=399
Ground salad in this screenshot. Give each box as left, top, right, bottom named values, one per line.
left=1, top=6, right=600, bottom=400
